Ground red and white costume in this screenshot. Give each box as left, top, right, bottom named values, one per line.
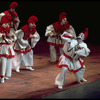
left=12, top=16, right=40, bottom=71
left=55, top=28, right=90, bottom=89
left=45, top=12, right=76, bottom=62
left=0, top=15, right=16, bottom=83
left=0, top=2, right=20, bottom=35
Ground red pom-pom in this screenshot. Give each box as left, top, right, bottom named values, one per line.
left=28, top=16, right=38, bottom=24
left=9, top=2, right=18, bottom=9
left=59, top=12, right=67, bottom=22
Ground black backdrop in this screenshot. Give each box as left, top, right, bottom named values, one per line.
left=0, top=0, right=100, bottom=44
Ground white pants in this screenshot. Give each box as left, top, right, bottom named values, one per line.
left=12, top=50, right=33, bottom=70
left=21, top=50, right=33, bottom=66
left=12, top=52, right=22, bottom=70
left=55, top=66, right=85, bottom=86
left=74, top=65, right=85, bottom=81
left=0, top=57, right=12, bottom=77
left=49, top=45, right=63, bottom=62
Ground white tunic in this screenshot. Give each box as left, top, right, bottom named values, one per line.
left=45, top=24, right=76, bottom=47
left=0, top=12, right=20, bottom=31
left=12, top=29, right=40, bottom=68
left=45, top=24, right=64, bottom=47
left=0, top=32, right=16, bottom=58
left=57, top=35, right=90, bottom=73
left=0, top=28, right=16, bottom=77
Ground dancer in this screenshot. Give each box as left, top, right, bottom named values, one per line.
left=0, top=15, right=16, bottom=83
left=45, top=12, right=76, bottom=62
left=0, top=1, right=20, bottom=35
left=12, top=15, right=40, bottom=72
left=55, top=28, right=90, bottom=89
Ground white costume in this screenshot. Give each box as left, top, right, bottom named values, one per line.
left=0, top=39, right=15, bottom=79
left=45, top=12, right=76, bottom=62
left=0, top=19, right=16, bottom=83
left=12, top=25, right=40, bottom=72
left=0, top=2, right=20, bottom=32
left=55, top=28, right=90, bottom=89
left=0, top=10, right=20, bottom=35
left=0, top=2, right=20, bottom=55
left=45, top=22, right=76, bottom=62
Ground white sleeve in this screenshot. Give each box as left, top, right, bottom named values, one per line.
left=0, top=33, right=3, bottom=38
left=75, top=42, right=90, bottom=57
left=0, top=12, right=5, bottom=21
left=45, top=24, right=55, bottom=36
left=14, top=16, right=20, bottom=30
left=16, top=30, right=29, bottom=49
left=31, top=31, right=40, bottom=48
left=61, top=31, right=72, bottom=42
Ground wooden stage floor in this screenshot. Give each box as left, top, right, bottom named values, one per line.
left=0, top=38, right=100, bottom=99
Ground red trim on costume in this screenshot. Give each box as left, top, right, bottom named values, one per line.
left=78, top=59, right=84, bottom=68
left=56, top=53, right=85, bottom=73
left=9, top=47, right=13, bottom=57
left=14, top=48, right=32, bottom=54
left=47, top=41, right=64, bottom=47
left=21, top=24, right=30, bottom=40
left=4, top=10, right=11, bottom=15
left=4, top=10, right=18, bottom=23
left=13, top=41, right=15, bottom=50
left=0, top=75, right=4, bottom=78
left=63, top=53, right=72, bottom=61
left=0, top=43, right=11, bottom=45
left=0, top=25, right=10, bottom=34
left=53, top=22, right=63, bottom=34
left=62, top=34, right=71, bottom=38
left=13, top=34, right=32, bottom=54
left=52, top=21, right=70, bottom=35
left=21, top=24, right=36, bottom=40
left=0, top=45, right=14, bottom=58
left=0, top=54, right=15, bottom=58
left=13, top=41, right=32, bottom=54
left=0, top=25, right=11, bottom=44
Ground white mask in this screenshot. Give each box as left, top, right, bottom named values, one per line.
left=60, top=18, right=67, bottom=25
left=78, top=33, right=84, bottom=40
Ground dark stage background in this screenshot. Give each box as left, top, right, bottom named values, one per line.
left=0, top=0, right=100, bottom=44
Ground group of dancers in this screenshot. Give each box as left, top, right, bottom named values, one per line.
left=45, top=12, right=90, bottom=89
left=0, top=1, right=40, bottom=83
left=0, top=1, right=90, bottom=90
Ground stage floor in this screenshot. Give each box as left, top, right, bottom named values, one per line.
left=0, top=38, right=100, bottom=99
left=42, top=79, right=100, bottom=99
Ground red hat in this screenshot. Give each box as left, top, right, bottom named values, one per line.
left=59, top=12, right=67, bottom=22
left=1, top=15, right=12, bottom=24
left=83, top=28, right=88, bottom=40
left=9, top=2, right=18, bottom=9
left=78, top=28, right=88, bottom=40
left=28, top=16, right=38, bottom=24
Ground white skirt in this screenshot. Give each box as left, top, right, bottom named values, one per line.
left=57, top=54, right=84, bottom=73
